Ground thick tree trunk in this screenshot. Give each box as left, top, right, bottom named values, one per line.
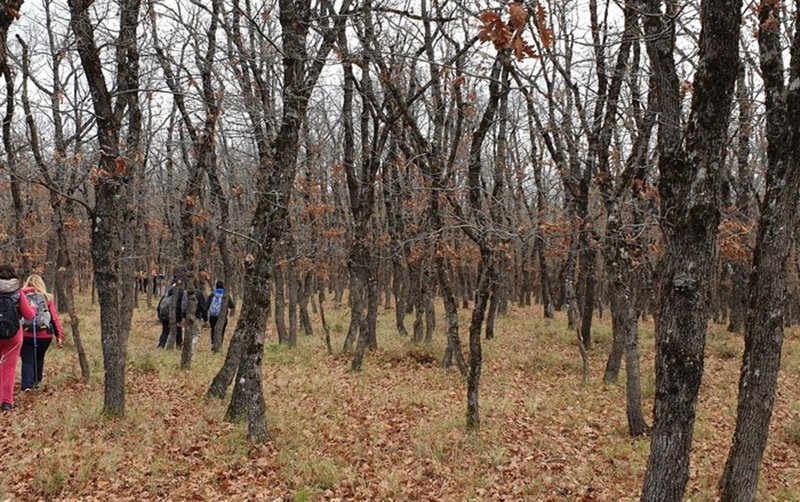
left=69, top=0, right=142, bottom=417
left=719, top=1, right=800, bottom=498
left=640, top=0, right=741, bottom=498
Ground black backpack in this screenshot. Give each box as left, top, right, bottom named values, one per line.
left=0, top=292, right=20, bottom=339
left=158, top=293, right=172, bottom=323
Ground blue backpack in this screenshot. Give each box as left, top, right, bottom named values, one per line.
left=208, top=289, right=224, bottom=317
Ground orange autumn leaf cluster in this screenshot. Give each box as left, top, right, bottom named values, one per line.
left=478, top=3, right=539, bottom=60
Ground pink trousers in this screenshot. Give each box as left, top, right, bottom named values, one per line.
left=0, top=330, right=22, bottom=406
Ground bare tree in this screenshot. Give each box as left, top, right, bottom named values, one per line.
left=208, top=0, right=348, bottom=443
left=639, top=0, right=742, bottom=498
left=68, top=0, right=143, bottom=416
left=719, top=0, right=800, bottom=498
left=0, top=1, right=26, bottom=271
left=17, top=28, right=92, bottom=382
left=150, top=0, right=223, bottom=367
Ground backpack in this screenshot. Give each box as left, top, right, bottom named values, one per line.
left=0, top=292, right=20, bottom=339
left=208, top=290, right=224, bottom=317
left=158, top=290, right=187, bottom=322
left=22, top=292, right=52, bottom=332
left=158, top=293, right=172, bottom=323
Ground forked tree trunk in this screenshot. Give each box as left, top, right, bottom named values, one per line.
left=209, top=0, right=347, bottom=441
left=640, top=0, right=741, bottom=498
left=17, top=34, right=91, bottom=383
left=69, top=0, right=142, bottom=417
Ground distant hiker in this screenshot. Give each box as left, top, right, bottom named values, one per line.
left=151, top=268, right=158, bottom=295
left=20, top=274, right=65, bottom=392
left=157, top=283, right=184, bottom=348
left=136, top=270, right=147, bottom=293
left=0, top=265, right=35, bottom=411
left=206, top=280, right=235, bottom=352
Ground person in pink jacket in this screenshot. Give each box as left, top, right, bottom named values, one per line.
left=0, top=265, right=35, bottom=410
left=20, top=274, right=64, bottom=392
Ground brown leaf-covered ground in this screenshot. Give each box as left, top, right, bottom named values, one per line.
left=1, top=297, right=799, bottom=501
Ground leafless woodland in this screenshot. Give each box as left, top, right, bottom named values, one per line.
left=0, top=0, right=797, bottom=499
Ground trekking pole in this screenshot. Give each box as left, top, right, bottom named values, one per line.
left=32, top=304, right=38, bottom=389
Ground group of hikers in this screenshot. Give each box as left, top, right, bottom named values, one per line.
left=0, top=265, right=64, bottom=411
left=0, top=262, right=237, bottom=412
left=156, top=277, right=235, bottom=353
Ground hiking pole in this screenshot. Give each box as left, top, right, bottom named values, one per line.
left=32, top=304, right=38, bottom=389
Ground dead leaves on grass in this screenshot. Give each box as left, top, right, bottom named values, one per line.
left=1, top=313, right=799, bottom=500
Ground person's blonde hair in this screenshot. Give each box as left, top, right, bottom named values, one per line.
left=24, top=274, right=53, bottom=302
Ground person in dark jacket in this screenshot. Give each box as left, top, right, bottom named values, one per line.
left=0, top=265, right=35, bottom=410
left=206, top=280, right=235, bottom=353
left=157, top=286, right=181, bottom=348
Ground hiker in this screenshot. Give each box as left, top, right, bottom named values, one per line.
left=0, top=265, right=35, bottom=411
left=151, top=268, right=158, bottom=295
left=207, top=280, right=235, bottom=352
left=157, top=284, right=183, bottom=348
left=20, top=274, right=64, bottom=392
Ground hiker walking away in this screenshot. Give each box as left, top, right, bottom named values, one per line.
left=207, top=280, right=235, bottom=353
left=0, top=265, right=35, bottom=410
left=151, top=268, right=158, bottom=295
left=157, top=283, right=184, bottom=348
left=20, top=274, right=64, bottom=391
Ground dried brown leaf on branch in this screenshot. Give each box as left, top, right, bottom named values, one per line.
left=509, top=2, right=528, bottom=30
left=478, top=10, right=512, bottom=50
left=537, top=3, right=554, bottom=49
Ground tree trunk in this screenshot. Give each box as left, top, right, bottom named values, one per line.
left=0, top=3, right=29, bottom=273
left=274, top=262, right=288, bottom=344
left=299, top=271, right=314, bottom=337
left=69, top=0, right=142, bottom=417
left=209, top=0, right=347, bottom=439
left=180, top=279, right=198, bottom=370
left=640, top=0, right=741, bottom=498
left=467, top=248, right=494, bottom=430
left=719, top=1, right=800, bottom=498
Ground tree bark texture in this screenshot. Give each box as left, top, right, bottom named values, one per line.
left=69, top=0, right=142, bottom=417
left=640, top=0, right=741, bottom=498
left=719, top=1, right=800, bottom=498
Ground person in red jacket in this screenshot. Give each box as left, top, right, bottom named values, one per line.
left=20, top=274, right=64, bottom=392
left=0, top=265, right=35, bottom=410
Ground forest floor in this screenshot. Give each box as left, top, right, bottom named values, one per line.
left=1, top=295, right=799, bottom=501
